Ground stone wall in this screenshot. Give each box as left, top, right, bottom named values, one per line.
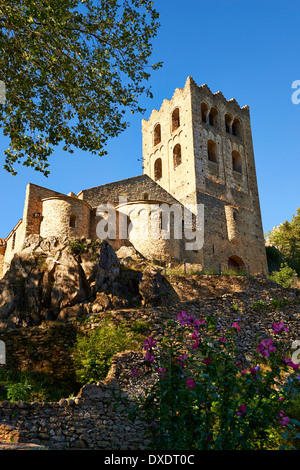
left=0, top=351, right=152, bottom=450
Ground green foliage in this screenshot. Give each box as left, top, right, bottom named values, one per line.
left=266, top=208, right=300, bottom=275
left=266, top=245, right=283, bottom=273
left=128, top=313, right=300, bottom=450
left=68, top=239, right=86, bottom=255
left=269, top=263, right=297, bottom=288
left=72, top=319, right=144, bottom=384
left=0, top=0, right=161, bottom=175
left=0, top=369, right=68, bottom=402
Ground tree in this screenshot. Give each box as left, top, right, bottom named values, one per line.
left=266, top=208, right=300, bottom=275
left=0, top=0, right=161, bottom=175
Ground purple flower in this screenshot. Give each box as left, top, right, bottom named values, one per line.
left=282, top=356, right=299, bottom=370
left=231, top=322, right=241, bottom=331
left=257, top=339, right=276, bottom=357
left=186, top=379, right=196, bottom=390
left=157, top=367, right=167, bottom=377
left=131, top=369, right=139, bottom=376
left=202, top=358, right=212, bottom=365
left=273, top=321, right=289, bottom=334
left=237, top=404, right=247, bottom=416
left=143, top=336, right=156, bottom=351
left=145, top=351, right=155, bottom=363
left=178, top=353, right=187, bottom=366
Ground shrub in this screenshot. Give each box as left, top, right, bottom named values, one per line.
left=129, top=313, right=300, bottom=450
left=72, top=319, right=143, bottom=384
left=269, top=263, right=297, bottom=288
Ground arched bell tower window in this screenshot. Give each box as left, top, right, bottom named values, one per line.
left=208, top=106, right=218, bottom=128
left=173, top=144, right=182, bottom=168
left=153, top=123, right=161, bottom=146
left=225, top=113, right=232, bottom=134
left=154, top=158, right=162, bottom=181
left=232, top=150, right=242, bottom=173
left=232, top=118, right=241, bottom=137
left=171, top=108, right=180, bottom=132
left=201, top=102, right=208, bottom=123
left=207, top=140, right=218, bottom=163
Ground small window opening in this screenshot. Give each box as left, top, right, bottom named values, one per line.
left=225, top=114, right=232, bottom=134
left=70, top=214, right=77, bottom=228
left=12, top=232, right=16, bottom=250
left=201, top=102, right=208, bottom=123
left=232, top=118, right=241, bottom=137
left=208, top=106, right=218, bottom=127
left=154, top=158, right=162, bottom=181
left=232, top=150, right=242, bottom=173
left=173, top=144, right=182, bottom=168
left=144, top=193, right=149, bottom=200
left=153, top=124, right=161, bottom=146
left=171, top=108, right=180, bottom=132
left=207, top=140, right=218, bottom=163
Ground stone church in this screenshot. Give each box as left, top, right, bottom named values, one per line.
left=0, top=77, right=268, bottom=277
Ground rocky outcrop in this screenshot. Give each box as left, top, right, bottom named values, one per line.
left=0, top=236, right=121, bottom=329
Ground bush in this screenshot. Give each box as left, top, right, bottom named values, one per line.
left=129, top=313, right=300, bottom=450
left=269, top=263, right=297, bottom=288
left=72, top=319, right=143, bottom=384
left=0, top=369, right=67, bottom=402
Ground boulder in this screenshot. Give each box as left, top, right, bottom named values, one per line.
left=0, top=237, right=120, bottom=328
left=138, top=266, right=167, bottom=307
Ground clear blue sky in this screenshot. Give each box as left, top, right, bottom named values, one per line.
left=1, top=0, right=300, bottom=238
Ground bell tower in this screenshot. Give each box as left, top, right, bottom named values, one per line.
left=142, top=77, right=268, bottom=274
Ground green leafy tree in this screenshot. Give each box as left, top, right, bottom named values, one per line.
left=0, top=0, right=161, bottom=175
left=266, top=208, right=300, bottom=275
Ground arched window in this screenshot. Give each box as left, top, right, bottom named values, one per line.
left=70, top=214, right=77, bottom=228
left=154, top=158, right=162, bottom=181
left=143, top=193, right=149, bottom=200
left=153, top=124, right=161, bottom=146
left=201, top=102, right=208, bottom=123
left=207, top=140, right=218, bottom=163
left=171, top=108, right=180, bottom=132
left=232, top=118, right=241, bottom=137
left=232, top=150, right=242, bottom=173
left=209, top=106, right=218, bottom=127
left=225, top=113, right=232, bottom=134
left=173, top=144, right=182, bottom=168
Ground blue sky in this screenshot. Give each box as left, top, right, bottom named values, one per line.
left=1, top=0, right=300, bottom=238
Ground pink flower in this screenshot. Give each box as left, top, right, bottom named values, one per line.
left=241, top=370, right=246, bottom=376
left=249, top=366, right=260, bottom=376
left=157, top=367, right=167, bottom=377
left=145, top=351, right=155, bottom=363
left=278, top=410, right=290, bottom=426
left=231, top=322, right=241, bottom=331
left=191, top=330, right=199, bottom=339
left=143, top=336, right=156, bottom=351
left=177, top=311, right=194, bottom=326
left=219, top=337, right=226, bottom=343
left=186, top=379, right=196, bottom=390
left=131, top=369, right=139, bottom=376
left=178, top=353, right=187, bottom=366
left=282, top=356, right=299, bottom=370
left=202, top=358, right=212, bottom=365
left=273, top=321, right=289, bottom=334
left=237, top=404, right=247, bottom=416
left=257, top=339, right=276, bottom=357
left=192, top=339, right=199, bottom=349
